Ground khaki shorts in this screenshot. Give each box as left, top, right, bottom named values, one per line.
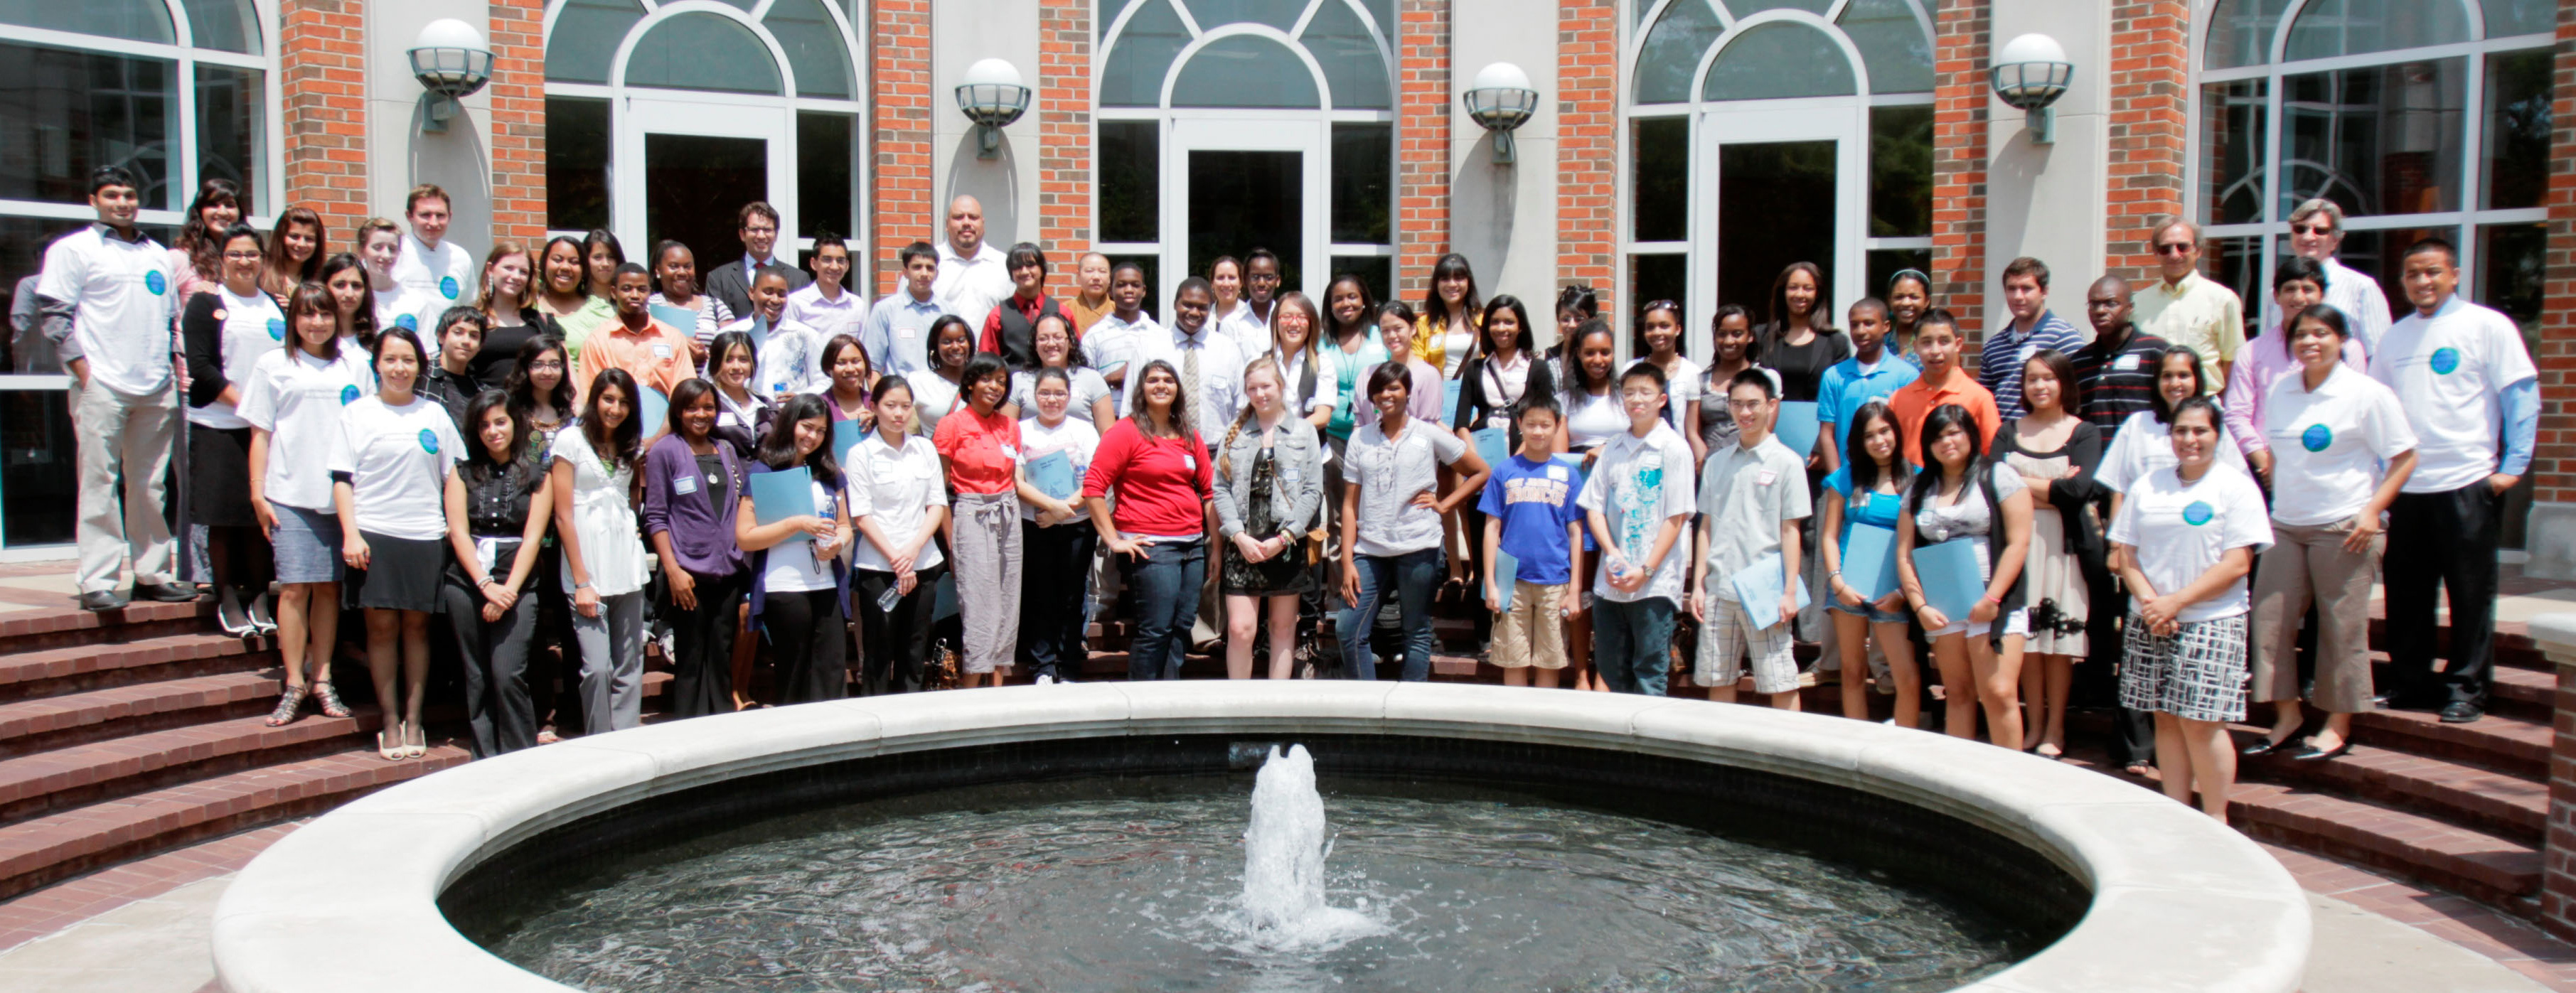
left=1492, top=579, right=1568, bottom=670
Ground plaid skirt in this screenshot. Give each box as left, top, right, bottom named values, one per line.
left=2120, top=612, right=2250, bottom=723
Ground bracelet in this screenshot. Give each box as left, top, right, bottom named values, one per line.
left=574, top=581, right=594, bottom=591
left=477, top=578, right=498, bottom=589
left=1981, top=594, right=2002, bottom=606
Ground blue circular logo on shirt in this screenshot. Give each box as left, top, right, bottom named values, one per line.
left=2301, top=423, right=2332, bottom=452
left=144, top=271, right=166, bottom=295
left=265, top=317, right=285, bottom=341
left=339, top=385, right=360, bottom=406
left=2182, top=500, right=2215, bottom=527
left=2430, top=347, right=2461, bottom=375
left=439, top=276, right=459, bottom=300
left=393, top=313, right=418, bottom=331
left=418, top=429, right=440, bottom=454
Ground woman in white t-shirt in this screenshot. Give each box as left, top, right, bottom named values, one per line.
left=330, top=328, right=466, bottom=761
left=179, top=224, right=286, bottom=636
left=1015, top=367, right=1104, bottom=685
left=1557, top=321, right=1628, bottom=460
left=2244, top=305, right=2418, bottom=761
left=242, top=284, right=372, bottom=729
left=2109, top=395, right=2271, bottom=825
left=747, top=393, right=860, bottom=701
left=905, top=314, right=974, bottom=434
left=1895, top=403, right=2034, bottom=751
left=1635, top=300, right=1704, bottom=444
left=1003, top=313, right=1115, bottom=432
left=551, top=367, right=651, bottom=734
left=1337, top=362, right=1490, bottom=681
left=2098, top=345, right=2249, bottom=497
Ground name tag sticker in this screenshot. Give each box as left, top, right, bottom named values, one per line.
left=899, top=325, right=919, bottom=338
left=2114, top=354, right=2142, bottom=372
left=1756, top=470, right=1778, bottom=486
left=1182, top=455, right=1197, bottom=471
left=1000, top=444, right=1021, bottom=461
left=673, top=475, right=700, bottom=495
left=1281, top=466, right=1302, bottom=483
left=1546, top=465, right=1569, bottom=482
left=652, top=344, right=674, bottom=360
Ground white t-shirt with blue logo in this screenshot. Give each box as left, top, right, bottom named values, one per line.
left=36, top=225, right=175, bottom=395
left=392, top=232, right=476, bottom=311
left=2369, top=296, right=2538, bottom=495
left=328, top=394, right=464, bottom=541
left=237, top=344, right=376, bottom=512
left=373, top=287, right=442, bottom=340
left=2262, top=363, right=2418, bottom=527
left=188, top=285, right=287, bottom=430
left=2107, top=463, right=2271, bottom=623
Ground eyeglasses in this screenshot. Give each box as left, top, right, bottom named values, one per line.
left=2154, top=242, right=2196, bottom=256
left=527, top=360, right=566, bottom=371
left=222, top=250, right=264, bottom=262
left=2291, top=222, right=2335, bottom=237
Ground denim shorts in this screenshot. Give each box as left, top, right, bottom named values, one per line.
left=1827, top=599, right=1909, bottom=625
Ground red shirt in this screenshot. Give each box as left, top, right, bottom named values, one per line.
left=1888, top=369, right=2001, bottom=466
left=933, top=404, right=1021, bottom=495
left=1082, top=419, right=1213, bottom=537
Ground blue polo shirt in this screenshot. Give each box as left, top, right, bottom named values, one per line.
left=1477, top=454, right=1584, bottom=585
left=1816, top=352, right=1920, bottom=457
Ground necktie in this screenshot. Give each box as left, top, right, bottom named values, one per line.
left=1182, top=339, right=1204, bottom=435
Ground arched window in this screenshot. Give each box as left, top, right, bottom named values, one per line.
left=543, top=0, right=864, bottom=267
left=1623, top=0, right=1933, bottom=350
left=2194, top=0, right=2554, bottom=343
left=1095, top=0, right=1397, bottom=302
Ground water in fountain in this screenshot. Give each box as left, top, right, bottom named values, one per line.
left=1230, top=745, right=1386, bottom=948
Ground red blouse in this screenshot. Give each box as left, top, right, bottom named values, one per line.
left=934, top=404, right=1022, bottom=495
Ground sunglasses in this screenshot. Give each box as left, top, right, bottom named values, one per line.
left=2154, top=242, right=2196, bottom=256
left=2291, top=222, right=2335, bottom=236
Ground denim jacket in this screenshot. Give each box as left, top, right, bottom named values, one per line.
left=1211, top=415, right=1323, bottom=540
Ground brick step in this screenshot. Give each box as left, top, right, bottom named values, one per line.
left=0, top=710, right=392, bottom=827
left=2230, top=782, right=2541, bottom=911
left=0, top=743, right=465, bottom=902
left=0, top=599, right=223, bottom=657
left=2366, top=616, right=2547, bottom=673
left=2235, top=734, right=2547, bottom=846
left=2351, top=707, right=2551, bottom=779
left=0, top=671, right=282, bottom=760
left=0, top=632, right=277, bottom=706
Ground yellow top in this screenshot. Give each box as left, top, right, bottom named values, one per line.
left=1412, top=309, right=1482, bottom=378
left=2131, top=269, right=2245, bottom=391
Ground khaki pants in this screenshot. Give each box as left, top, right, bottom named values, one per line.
left=74, top=379, right=178, bottom=594
left=2248, top=517, right=2378, bottom=714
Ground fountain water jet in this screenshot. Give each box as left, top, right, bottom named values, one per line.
left=1231, top=744, right=1385, bottom=949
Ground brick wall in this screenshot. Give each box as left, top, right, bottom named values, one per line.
left=1393, top=0, right=1451, bottom=301
left=870, top=0, right=936, bottom=296
left=1037, top=0, right=1091, bottom=299
left=2530, top=6, right=2576, bottom=511
left=485, top=0, right=547, bottom=246
left=1929, top=0, right=1990, bottom=349
left=279, top=0, right=368, bottom=237
left=2103, top=1, right=2191, bottom=286
left=1556, top=0, right=1617, bottom=314
left=2548, top=644, right=2576, bottom=940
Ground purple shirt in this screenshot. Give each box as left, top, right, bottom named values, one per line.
left=2224, top=326, right=2368, bottom=455
left=641, top=434, right=746, bottom=577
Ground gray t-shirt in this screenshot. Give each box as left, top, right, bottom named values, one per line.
left=1696, top=436, right=1813, bottom=601
left=1009, top=367, right=1112, bottom=419
left=1908, top=462, right=2027, bottom=581
left=1347, top=416, right=1468, bottom=557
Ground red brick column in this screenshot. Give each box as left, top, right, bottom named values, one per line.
left=1393, top=0, right=1450, bottom=300
left=1037, top=0, right=1091, bottom=299
left=869, top=0, right=936, bottom=296
left=485, top=0, right=547, bottom=245
left=2528, top=8, right=2576, bottom=512
left=2103, top=1, right=2191, bottom=286
left=1556, top=0, right=1617, bottom=316
left=1929, top=0, right=1990, bottom=349
left=279, top=0, right=368, bottom=237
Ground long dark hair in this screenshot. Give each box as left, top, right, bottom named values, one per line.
left=505, top=333, right=574, bottom=417
left=1564, top=318, right=1620, bottom=397
left=1634, top=298, right=1686, bottom=359
left=265, top=208, right=326, bottom=290
left=1908, top=403, right=1987, bottom=509
left=1765, top=262, right=1835, bottom=340
left=759, top=392, right=843, bottom=488
left=667, top=377, right=717, bottom=439
left=1421, top=252, right=1482, bottom=331
left=580, top=367, right=645, bottom=473
left=1846, top=400, right=1910, bottom=495
left=1326, top=272, right=1375, bottom=336
left=2022, top=348, right=2083, bottom=416
left=2149, top=345, right=2208, bottom=425
left=707, top=330, right=758, bottom=387
left=283, top=281, right=341, bottom=363
left=178, top=178, right=244, bottom=278
left=1710, top=303, right=1760, bottom=365
left=926, top=314, right=976, bottom=373
left=540, top=235, right=587, bottom=296
left=581, top=228, right=626, bottom=293
left=317, top=252, right=379, bottom=350
left=461, top=389, right=526, bottom=470
left=1473, top=294, right=1535, bottom=370
left=1126, top=358, right=1195, bottom=439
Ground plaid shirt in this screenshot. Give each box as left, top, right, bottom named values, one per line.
left=2068, top=326, right=2170, bottom=439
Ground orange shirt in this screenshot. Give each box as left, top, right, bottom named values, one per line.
left=1064, top=294, right=1112, bottom=336
left=1887, top=370, right=2000, bottom=466
left=575, top=317, right=695, bottom=404
left=933, top=404, right=1022, bottom=495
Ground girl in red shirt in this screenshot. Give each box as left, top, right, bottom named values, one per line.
left=1083, top=360, right=1214, bottom=680
left=935, top=353, right=1024, bottom=687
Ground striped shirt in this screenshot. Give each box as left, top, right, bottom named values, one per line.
left=2068, top=327, right=2169, bottom=440
left=1977, top=310, right=2084, bottom=421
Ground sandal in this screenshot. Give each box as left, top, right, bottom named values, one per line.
left=405, top=721, right=427, bottom=759
left=264, top=684, right=309, bottom=727
left=311, top=681, right=351, bottom=719
left=377, top=721, right=404, bottom=761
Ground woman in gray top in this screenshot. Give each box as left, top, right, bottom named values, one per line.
left=1214, top=356, right=1324, bottom=680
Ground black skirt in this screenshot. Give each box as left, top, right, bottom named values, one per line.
left=187, top=425, right=257, bottom=527
left=343, top=532, right=449, bottom=613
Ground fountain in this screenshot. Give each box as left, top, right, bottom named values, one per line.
left=212, top=682, right=2312, bottom=992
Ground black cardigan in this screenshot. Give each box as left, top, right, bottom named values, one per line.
left=1989, top=418, right=2107, bottom=581
left=1450, top=350, right=1558, bottom=439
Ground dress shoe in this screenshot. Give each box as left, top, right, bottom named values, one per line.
left=134, top=581, right=200, bottom=603
left=77, top=590, right=129, bottom=612
left=2240, top=734, right=2302, bottom=758
left=2438, top=701, right=2484, bottom=724
left=2290, top=739, right=2353, bottom=761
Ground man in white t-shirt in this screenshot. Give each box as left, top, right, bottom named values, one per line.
left=784, top=233, right=867, bottom=348
left=390, top=185, right=477, bottom=311
left=931, top=195, right=1013, bottom=334
left=2275, top=198, right=2393, bottom=357
left=2369, top=237, right=2538, bottom=724
left=1578, top=361, right=1699, bottom=695
left=36, top=167, right=191, bottom=608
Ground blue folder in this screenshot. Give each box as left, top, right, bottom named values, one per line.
left=638, top=387, right=670, bottom=436
left=1773, top=401, right=1821, bottom=458
left=1911, top=537, right=1985, bottom=623
left=1491, top=549, right=1520, bottom=610
left=1441, top=379, right=1463, bottom=426
left=1839, top=523, right=1901, bottom=603
left=1728, top=552, right=1810, bottom=630
left=1473, top=427, right=1512, bottom=468
left=832, top=419, right=866, bottom=466
left=748, top=466, right=818, bottom=543
left=1027, top=449, right=1078, bottom=500
left=647, top=304, right=699, bottom=335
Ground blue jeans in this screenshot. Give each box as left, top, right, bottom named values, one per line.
left=1338, top=549, right=1441, bottom=682
left=1593, top=596, right=1676, bottom=695
left=1121, top=535, right=1205, bottom=680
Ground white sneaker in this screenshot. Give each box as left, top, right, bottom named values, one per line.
left=1035, top=674, right=1057, bottom=686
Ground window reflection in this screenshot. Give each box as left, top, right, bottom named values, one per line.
left=2482, top=49, right=2551, bottom=210
left=1631, top=117, right=1688, bottom=244
left=0, top=43, right=173, bottom=208
left=1, top=387, right=76, bottom=547
left=1869, top=106, right=1931, bottom=238
left=2282, top=59, right=2462, bottom=218
left=2198, top=80, right=2265, bottom=225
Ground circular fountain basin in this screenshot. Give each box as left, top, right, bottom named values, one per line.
left=210, top=682, right=2309, bottom=992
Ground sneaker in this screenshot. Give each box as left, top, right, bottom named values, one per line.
left=1035, top=674, right=1057, bottom=686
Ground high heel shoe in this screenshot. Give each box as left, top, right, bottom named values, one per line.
left=405, top=721, right=427, bottom=759
left=2290, top=738, right=2353, bottom=761
left=311, top=681, right=350, bottom=719
left=377, top=721, right=403, bottom=761
left=263, top=684, right=309, bottom=727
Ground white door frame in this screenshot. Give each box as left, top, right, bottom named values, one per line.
left=1165, top=116, right=1331, bottom=301
left=612, top=93, right=796, bottom=253
left=1689, top=100, right=1868, bottom=355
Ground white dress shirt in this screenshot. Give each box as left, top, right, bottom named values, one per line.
left=1137, top=323, right=1245, bottom=442
left=932, top=240, right=1012, bottom=337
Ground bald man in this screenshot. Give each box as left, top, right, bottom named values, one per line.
left=933, top=195, right=1015, bottom=333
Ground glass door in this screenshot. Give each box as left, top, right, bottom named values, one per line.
left=614, top=97, right=793, bottom=260
left=1690, top=104, right=1864, bottom=353
left=1166, top=118, right=1327, bottom=301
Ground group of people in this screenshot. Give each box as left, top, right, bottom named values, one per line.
left=28, top=166, right=2534, bottom=825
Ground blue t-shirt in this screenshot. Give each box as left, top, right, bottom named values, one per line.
left=1822, top=464, right=1908, bottom=545
left=1477, top=454, right=1584, bottom=585
left=1815, top=354, right=1920, bottom=457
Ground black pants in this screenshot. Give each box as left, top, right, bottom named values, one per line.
left=2385, top=482, right=2501, bottom=707
left=761, top=586, right=849, bottom=704
left=438, top=580, right=537, bottom=758
left=1018, top=522, right=1095, bottom=681
left=855, top=564, right=944, bottom=694
left=2078, top=556, right=2154, bottom=766
left=666, top=569, right=749, bottom=718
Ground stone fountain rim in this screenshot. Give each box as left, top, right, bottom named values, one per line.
left=210, top=681, right=2309, bottom=993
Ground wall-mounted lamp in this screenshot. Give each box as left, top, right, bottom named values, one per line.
left=956, top=58, right=1032, bottom=160
left=1990, top=33, right=2072, bottom=146
left=407, top=19, right=493, bottom=134
left=1462, top=63, right=1539, bottom=165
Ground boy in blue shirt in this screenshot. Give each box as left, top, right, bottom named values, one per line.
left=1479, top=398, right=1583, bottom=688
